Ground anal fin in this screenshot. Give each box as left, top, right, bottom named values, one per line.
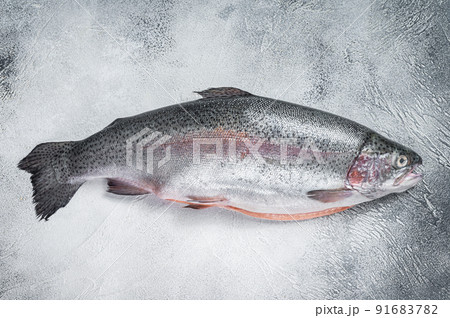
left=107, top=178, right=154, bottom=196
left=187, top=195, right=227, bottom=204
left=184, top=204, right=215, bottom=210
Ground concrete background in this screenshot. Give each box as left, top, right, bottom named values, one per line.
left=0, top=0, right=449, bottom=299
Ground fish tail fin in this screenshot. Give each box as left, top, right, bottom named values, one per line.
left=18, top=141, right=83, bottom=221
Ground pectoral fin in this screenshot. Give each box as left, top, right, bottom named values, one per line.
left=306, top=188, right=354, bottom=203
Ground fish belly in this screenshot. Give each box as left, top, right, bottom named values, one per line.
left=153, top=142, right=371, bottom=217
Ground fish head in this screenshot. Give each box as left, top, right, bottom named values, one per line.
left=346, top=134, right=423, bottom=198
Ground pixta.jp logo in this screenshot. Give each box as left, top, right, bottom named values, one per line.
left=126, top=128, right=328, bottom=174
left=126, top=128, right=172, bottom=174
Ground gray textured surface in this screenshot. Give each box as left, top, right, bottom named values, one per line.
left=0, top=0, right=449, bottom=299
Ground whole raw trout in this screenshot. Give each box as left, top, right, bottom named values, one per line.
left=19, top=87, right=423, bottom=221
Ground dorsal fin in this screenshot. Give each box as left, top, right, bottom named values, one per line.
left=194, top=87, right=252, bottom=99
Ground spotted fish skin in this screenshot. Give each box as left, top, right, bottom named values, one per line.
left=18, top=87, right=422, bottom=220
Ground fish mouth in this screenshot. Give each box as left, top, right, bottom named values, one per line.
left=393, top=164, right=423, bottom=186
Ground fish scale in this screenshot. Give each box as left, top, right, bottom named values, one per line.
left=18, top=87, right=422, bottom=221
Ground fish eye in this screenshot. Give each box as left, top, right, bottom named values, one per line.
left=396, top=155, right=409, bottom=168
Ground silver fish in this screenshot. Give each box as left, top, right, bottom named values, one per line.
left=18, top=87, right=423, bottom=221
